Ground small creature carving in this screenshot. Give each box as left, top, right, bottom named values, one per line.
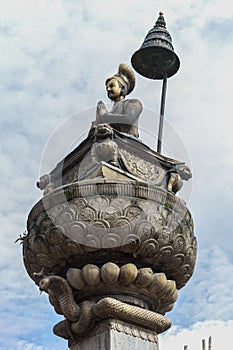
left=167, top=164, right=192, bottom=194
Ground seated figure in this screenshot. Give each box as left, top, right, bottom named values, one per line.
left=94, top=63, right=143, bottom=138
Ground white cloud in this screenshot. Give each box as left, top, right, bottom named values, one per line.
left=10, top=340, right=44, bottom=350
left=168, top=246, right=233, bottom=326
left=160, top=320, right=233, bottom=350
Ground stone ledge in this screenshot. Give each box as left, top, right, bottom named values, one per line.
left=70, top=318, right=158, bottom=350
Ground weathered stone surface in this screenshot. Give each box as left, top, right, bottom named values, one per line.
left=25, top=180, right=196, bottom=290
left=24, top=171, right=196, bottom=345
left=37, top=126, right=191, bottom=196
left=22, top=115, right=196, bottom=349
left=21, top=56, right=196, bottom=350
left=69, top=318, right=158, bottom=350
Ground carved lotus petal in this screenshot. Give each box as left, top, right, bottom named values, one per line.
left=122, top=233, right=139, bottom=245
left=134, top=268, right=154, bottom=287
left=41, top=219, right=55, bottom=234
left=173, top=235, right=186, bottom=251
left=69, top=221, right=87, bottom=242
left=119, top=263, right=138, bottom=286
left=149, top=213, right=164, bottom=226
left=49, top=245, right=66, bottom=261
left=66, top=268, right=86, bottom=290
left=111, top=217, right=131, bottom=228
left=70, top=201, right=80, bottom=214
left=101, top=262, right=120, bottom=285
left=132, top=327, right=140, bottom=337
left=148, top=273, right=167, bottom=293
left=101, top=232, right=122, bottom=248
left=124, top=324, right=131, bottom=335
left=25, top=248, right=37, bottom=264
left=137, top=238, right=159, bottom=258
left=79, top=207, right=96, bottom=221
left=158, top=246, right=174, bottom=261
left=121, top=233, right=140, bottom=252
left=84, top=233, right=101, bottom=249
left=124, top=205, right=143, bottom=219
left=102, top=206, right=122, bottom=221
left=56, top=210, right=75, bottom=227
left=27, top=208, right=40, bottom=225
left=87, top=196, right=109, bottom=211
left=64, top=240, right=81, bottom=255
left=47, top=228, right=65, bottom=246
left=168, top=220, right=181, bottom=233
left=160, top=280, right=176, bottom=299
left=182, top=274, right=191, bottom=285
left=27, top=232, right=37, bottom=246
left=136, top=221, right=155, bottom=244
left=111, top=218, right=131, bottom=236
left=48, top=204, right=68, bottom=219
left=186, top=245, right=195, bottom=257
left=31, top=238, right=49, bottom=255
left=115, top=322, right=124, bottom=333
left=171, top=253, right=185, bottom=267
left=169, top=289, right=178, bottom=303
left=184, top=210, right=192, bottom=225
left=73, top=198, right=87, bottom=211
left=159, top=302, right=174, bottom=315
left=36, top=253, right=55, bottom=268
left=157, top=229, right=170, bottom=245
left=82, top=264, right=100, bottom=286
left=25, top=180, right=196, bottom=290
left=92, top=220, right=110, bottom=228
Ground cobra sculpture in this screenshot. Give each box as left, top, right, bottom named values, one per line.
left=39, top=275, right=171, bottom=340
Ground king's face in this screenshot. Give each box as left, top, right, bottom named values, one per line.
left=106, top=78, right=122, bottom=101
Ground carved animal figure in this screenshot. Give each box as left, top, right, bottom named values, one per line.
left=39, top=274, right=171, bottom=340
left=167, top=164, right=192, bottom=193
left=91, top=139, right=118, bottom=166
left=39, top=275, right=80, bottom=322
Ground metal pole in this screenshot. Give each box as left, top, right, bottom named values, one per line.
left=202, top=339, right=206, bottom=350
left=157, top=72, right=167, bottom=153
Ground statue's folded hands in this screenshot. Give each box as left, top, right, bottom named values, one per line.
left=95, top=63, right=143, bottom=137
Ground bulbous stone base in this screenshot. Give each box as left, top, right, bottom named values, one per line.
left=22, top=179, right=196, bottom=346
left=21, top=97, right=196, bottom=350
left=24, top=180, right=196, bottom=290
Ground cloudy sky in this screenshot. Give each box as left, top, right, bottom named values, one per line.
left=0, top=0, right=232, bottom=349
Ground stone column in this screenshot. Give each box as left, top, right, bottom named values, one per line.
left=22, top=124, right=196, bottom=350
left=70, top=319, right=158, bottom=350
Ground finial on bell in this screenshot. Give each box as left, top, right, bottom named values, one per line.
left=131, top=12, right=180, bottom=80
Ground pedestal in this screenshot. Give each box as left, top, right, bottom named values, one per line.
left=70, top=318, right=158, bottom=350
left=22, top=127, right=197, bottom=350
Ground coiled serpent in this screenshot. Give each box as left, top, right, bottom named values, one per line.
left=39, top=275, right=171, bottom=339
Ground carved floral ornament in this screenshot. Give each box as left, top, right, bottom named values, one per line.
left=21, top=173, right=197, bottom=344
left=24, top=181, right=196, bottom=290
left=22, top=55, right=196, bottom=346
left=37, top=124, right=192, bottom=197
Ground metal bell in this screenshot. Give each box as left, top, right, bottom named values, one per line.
left=131, top=12, right=180, bottom=79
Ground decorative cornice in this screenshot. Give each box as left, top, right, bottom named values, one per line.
left=78, top=318, right=158, bottom=344
left=29, top=180, right=188, bottom=224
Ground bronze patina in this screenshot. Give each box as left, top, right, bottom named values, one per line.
left=131, top=12, right=180, bottom=80
left=93, top=63, right=142, bottom=138
left=21, top=13, right=196, bottom=350
left=132, top=12, right=181, bottom=154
